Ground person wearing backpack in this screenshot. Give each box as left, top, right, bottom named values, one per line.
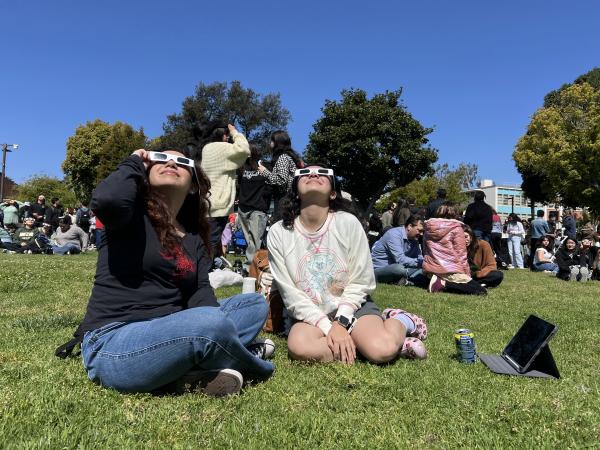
left=76, top=201, right=92, bottom=233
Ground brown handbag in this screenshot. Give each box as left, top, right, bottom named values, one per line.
left=248, top=249, right=285, bottom=334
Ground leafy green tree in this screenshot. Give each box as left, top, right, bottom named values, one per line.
left=62, top=120, right=146, bottom=201
left=514, top=82, right=600, bottom=214
left=160, top=81, right=291, bottom=149
left=544, top=67, right=600, bottom=108
left=15, top=175, right=77, bottom=207
left=305, top=88, right=438, bottom=215
left=376, top=163, right=478, bottom=211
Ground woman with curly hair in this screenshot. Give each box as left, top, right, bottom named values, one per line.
left=267, top=164, right=428, bottom=364
left=57, top=147, right=274, bottom=396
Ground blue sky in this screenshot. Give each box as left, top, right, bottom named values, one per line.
left=1, top=0, right=598, bottom=187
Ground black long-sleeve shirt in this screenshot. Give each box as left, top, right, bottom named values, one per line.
left=76, top=156, right=217, bottom=337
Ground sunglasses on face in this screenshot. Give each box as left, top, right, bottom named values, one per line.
left=294, top=167, right=334, bottom=177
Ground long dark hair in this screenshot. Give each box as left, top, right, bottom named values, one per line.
left=391, top=198, right=410, bottom=227
left=191, top=121, right=230, bottom=154
left=270, top=130, right=302, bottom=167
left=536, top=235, right=553, bottom=250
left=463, top=224, right=478, bottom=261
left=242, top=143, right=261, bottom=172
left=144, top=144, right=212, bottom=256
left=280, top=167, right=357, bottom=229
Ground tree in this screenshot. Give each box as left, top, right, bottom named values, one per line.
left=160, top=81, right=291, bottom=149
left=62, top=120, right=146, bottom=201
left=305, top=88, right=438, bottom=215
left=376, top=163, right=478, bottom=211
left=15, top=175, right=77, bottom=207
left=513, top=82, right=600, bottom=214
left=544, top=67, right=600, bottom=108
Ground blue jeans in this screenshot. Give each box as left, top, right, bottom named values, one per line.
left=374, top=264, right=428, bottom=287
left=533, top=262, right=559, bottom=273
left=508, top=236, right=524, bottom=268
left=81, top=293, right=275, bottom=393
left=52, top=243, right=81, bottom=255
left=473, top=230, right=492, bottom=244
left=237, top=209, right=268, bottom=270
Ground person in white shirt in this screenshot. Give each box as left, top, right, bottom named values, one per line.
left=267, top=165, right=428, bottom=364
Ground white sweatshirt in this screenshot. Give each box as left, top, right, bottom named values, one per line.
left=267, top=211, right=376, bottom=336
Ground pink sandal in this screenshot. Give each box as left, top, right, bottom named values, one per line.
left=382, top=308, right=428, bottom=341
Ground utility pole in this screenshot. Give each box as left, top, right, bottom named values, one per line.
left=1, top=143, right=19, bottom=201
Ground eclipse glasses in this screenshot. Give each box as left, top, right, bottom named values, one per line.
left=148, top=151, right=199, bottom=187
left=294, top=167, right=334, bottom=177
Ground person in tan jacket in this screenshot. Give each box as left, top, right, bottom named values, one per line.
left=196, top=122, right=250, bottom=260
left=464, top=225, right=504, bottom=288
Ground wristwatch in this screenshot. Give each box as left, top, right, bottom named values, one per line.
left=335, top=315, right=357, bottom=333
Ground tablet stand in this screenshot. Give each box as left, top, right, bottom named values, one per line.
left=479, top=345, right=560, bottom=379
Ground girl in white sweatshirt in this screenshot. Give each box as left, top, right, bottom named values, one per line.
left=267, top=165, right=428, bottom=363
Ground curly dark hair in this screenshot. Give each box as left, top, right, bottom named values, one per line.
left=144, top=145, right=212, bottom=257
left=279, top=169, right=357, bottom=229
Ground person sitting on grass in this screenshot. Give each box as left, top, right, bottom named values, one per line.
left=555, top=237, right=590, bottom=282
left=463, top=225, right=504, bottom=288
left=268, top=164, right=428, bottom=364
left=51, top=216, right=89, bottom=255
left=423, top=204, right=487, bottom=295
left=12, top=217, right=39, bottom=250
left=531, top=235, right=559, bottom=274
left=56, top=147, right=275, bottom=396
left=370, top=215, right=428, bottom=287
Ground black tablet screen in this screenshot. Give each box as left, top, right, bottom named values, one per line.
left=503, top=315, right=556, bottom=369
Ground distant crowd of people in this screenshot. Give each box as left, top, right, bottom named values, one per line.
left=0, top=196, right=101, bottom=254
left=366, top=189, right=600, bottom=290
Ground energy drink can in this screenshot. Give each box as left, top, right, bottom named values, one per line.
left=454, top=328, right=477, bottom=363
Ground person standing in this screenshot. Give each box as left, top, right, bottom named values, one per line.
left=506, top=213, right=525, bottom=268
left=426, top=189, right=447, bottom=219
left=463, top=191, right=493, bottom=243
left=258, top=130, right=302, bottom=220
left=380, top=202, right=396, bottom=230
left=44, top=197, right=64, bottom=233
left=76, top=201, right=92, bottom=235
left=30, top=195, right=47, bottom=227
left=0, top=199, right=20, bottom=227
left=562, top=209, right=577, bottom=240
left=197, top=122, right=250, bottom=260
left=237, top=144, right=270, bottom=273
left=529, top=210, right=550, bottom=270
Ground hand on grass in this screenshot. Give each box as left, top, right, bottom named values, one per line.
left=327, top=323, right=356, bottom=365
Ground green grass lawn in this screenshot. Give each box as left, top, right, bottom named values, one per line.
left=1, top=253, right=599, bottom=448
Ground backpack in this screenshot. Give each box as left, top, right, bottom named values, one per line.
left=78, top=209, right=91, bottom=230
left=248, top=249, right=285, bottom=334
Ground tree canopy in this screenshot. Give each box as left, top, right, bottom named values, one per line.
left=376, top=163, right=478, bottom=211
left=16, top=175, right=77, bottom=207
left=62, top=120, right=146, bottom=201
left=305, top=88, right=438, bottom=215
left=543, top=67, right=600, bottom=108
left=514, top=82, right=600, bottom=213
left=160, top=81, right=291, bottom=149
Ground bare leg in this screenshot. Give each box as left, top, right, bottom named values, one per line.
left=287, top=322, right=334, bottom=362
left=351, top=316, right=406, bottom=364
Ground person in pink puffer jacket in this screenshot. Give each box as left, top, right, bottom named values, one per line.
left=423, top=204, right=487, bottom=295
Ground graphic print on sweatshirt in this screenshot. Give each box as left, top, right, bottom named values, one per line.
left=295, top=246, right=349, bottom=309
